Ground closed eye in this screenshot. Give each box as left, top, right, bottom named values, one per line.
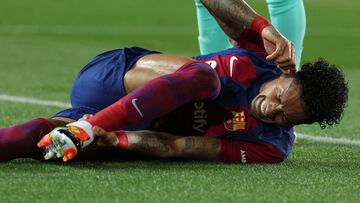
left=282, top=113, right=294, bottom=127
left=277, top=87, right=283, bottom=103
left=278, top=90, right=294, bottom=127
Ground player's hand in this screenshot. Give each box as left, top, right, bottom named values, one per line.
left=261, top=25, right=296, bottom=75
left=92, top=126, right=119, bottom=148
left=80, top=114, right=93, bottom=121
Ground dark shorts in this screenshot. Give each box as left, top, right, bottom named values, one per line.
left=54, top=46, right=159, bottom=120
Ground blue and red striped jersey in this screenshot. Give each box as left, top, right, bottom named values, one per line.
left=152, top=31, right=295, bottom=157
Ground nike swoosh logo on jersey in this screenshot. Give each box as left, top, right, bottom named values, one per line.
left=205, top=60, right=217, bottom=69
left=230, top=56, right=238, bottom=78
left=131, top=98, right=144, bottom=118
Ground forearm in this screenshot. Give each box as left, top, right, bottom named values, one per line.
left=200, top=0, right=258, bottom=39
left=199, top=0, right=296, bottom=72
left=124, top=131, right=220, bottom=160
left=95, top=129, right=283, bottom=164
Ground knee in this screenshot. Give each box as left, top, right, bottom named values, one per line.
left=191, top=63, right=221, bottom=100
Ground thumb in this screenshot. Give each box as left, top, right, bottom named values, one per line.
left=266, top=42, right=284, bottom=61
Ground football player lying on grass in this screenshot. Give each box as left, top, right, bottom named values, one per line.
left=0, top=0, right=348, bottom=164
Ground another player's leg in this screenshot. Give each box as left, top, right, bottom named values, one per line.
left=0, top=118, right=70, bottom=161
left=266, top=0, right=306, bottom=70
left=194, top=0, right=232, bottom=54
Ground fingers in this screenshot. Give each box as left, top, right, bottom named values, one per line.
left=268, top=41, right=296, bottom=74
left=273, top=46, right=291, bottom=64
left=92, top=126, right=107, bottom=137
left=263, top=27, right=296, bottom=71
left=80, top=114, right=93, bottom=121
left=283, top=42, right=295, bottom=64
left=262, top=26, right=294, bottom=64
left=92, top=126, right=114, bottom=146
left=268, top=41, right=293, bottom=62
left=92, top=127, right=119, bottom=147
left=266, top=40, right=285, bottom=61
left=277, top=43, right=296, bottom=75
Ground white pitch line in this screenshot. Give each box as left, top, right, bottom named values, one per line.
left=0, top=94, right=71, bottom=108
left=298, top=133, right=360, bottom=146
left=0, top=24, right=196, bottom=36
left=1, top=94, right=359, bottom=147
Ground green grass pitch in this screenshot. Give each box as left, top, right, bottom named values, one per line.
left=1, top=0, right=360, bottom=202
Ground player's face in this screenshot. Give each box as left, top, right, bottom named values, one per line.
left=250, top=75, right=308, bottom=126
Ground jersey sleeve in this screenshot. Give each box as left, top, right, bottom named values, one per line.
left=219, top=139, right=284, bottom=163
left=236, top=29, right=267, bottom=59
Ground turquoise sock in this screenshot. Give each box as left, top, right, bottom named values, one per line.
left=195, top=0, right=306, bottom=69
left=194, top=0, right=232, bottom=55
left=266, top=0, right=306, bottom=70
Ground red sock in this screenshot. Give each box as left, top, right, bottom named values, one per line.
left=0, top=118, right=54, bottom=161
left=87, top=62, right=220, bottom=131
left=115, top=131, right=128, bottom=150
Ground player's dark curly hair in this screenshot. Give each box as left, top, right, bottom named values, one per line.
left=296, top=58, right=348, bottom=128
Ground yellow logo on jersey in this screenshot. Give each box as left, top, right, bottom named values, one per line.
left=224, top=111, right=246, bottom=131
